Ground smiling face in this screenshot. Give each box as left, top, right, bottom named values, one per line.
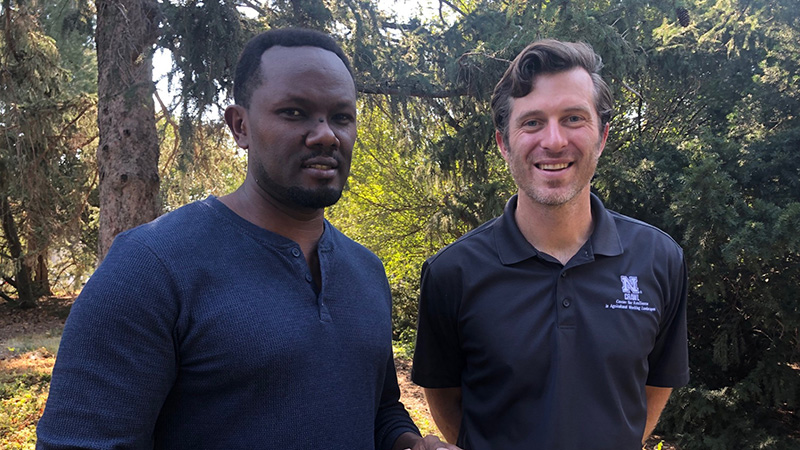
left=497, top=67, right=609, bottom=208
left=225, top=45, right=357, bottom=212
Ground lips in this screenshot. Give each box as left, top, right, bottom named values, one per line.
left=302, top=157, right=339, bottom=171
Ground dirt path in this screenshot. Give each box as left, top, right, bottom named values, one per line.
left=0, top=296, right=72, bottom=359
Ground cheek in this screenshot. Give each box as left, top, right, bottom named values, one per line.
left=340, top=126, right=357, bottom=146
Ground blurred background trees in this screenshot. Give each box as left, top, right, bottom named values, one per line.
left=0, top=0, right=797, bottom=447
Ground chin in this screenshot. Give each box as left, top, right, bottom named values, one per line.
left=289, top=186, right=344, bottom=209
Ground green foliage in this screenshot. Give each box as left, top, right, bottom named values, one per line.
left=159, top=0, right=260, bottom=115
left=589, top=1, right=800, bottom=447
left=328, top=103, right=468, bottom=339
left=1, top=2, right=98, bottom=304
left=0, top=352, right=53, bottom=450
left=158, top=118, right=246, bottom=209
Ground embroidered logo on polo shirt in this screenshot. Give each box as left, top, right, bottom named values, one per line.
left=605, top=275, right=657, bottom=312
left=620, top=275, right=642, bottom=300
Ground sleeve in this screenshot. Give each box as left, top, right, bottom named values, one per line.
left=36, top=233, right=180, bottom=449
left=411, top=258, right=464, bottom=388
left=646, top=249, right=690, bottom=387
left=374, top=355, right=421, bottom=450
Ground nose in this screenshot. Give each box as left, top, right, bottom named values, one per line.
left=305, top=118, right=340, bottom=149
left=540, top=121, right=568, bottom=151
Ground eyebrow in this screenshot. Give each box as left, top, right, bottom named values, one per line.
left=276, top=95, right=356, bottom=110
left=514, top=105, right=594, bottom=121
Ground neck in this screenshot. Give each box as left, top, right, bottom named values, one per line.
left=514, top=190, right=594, bottom=265
left=218, top=185, right=325, bottom=256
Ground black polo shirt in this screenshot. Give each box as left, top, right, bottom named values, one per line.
left=412, top=194, right=689, bottom=450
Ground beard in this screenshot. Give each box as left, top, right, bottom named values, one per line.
left=253, top=163, right=345, bottom=210
left=506, top=141, right=602, bottom=208
left=283, top=185, right=343, bottom=209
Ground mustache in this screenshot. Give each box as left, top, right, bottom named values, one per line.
left=301, top=151, right=344, bottom=165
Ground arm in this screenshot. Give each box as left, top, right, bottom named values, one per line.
left=423, top=387, right=463, bottom=444
left=642, top=386, right=673, bottom=444
left=375, top=354, right=462, bottom=450
left=37, top=236, right=178, bottom=449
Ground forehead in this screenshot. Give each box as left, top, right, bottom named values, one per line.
left=509, top=67, right=596, bottom=117
left=256, top=45, right=355, bottom=98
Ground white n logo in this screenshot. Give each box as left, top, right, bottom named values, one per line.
left=620, top=275, right=641, bottom=294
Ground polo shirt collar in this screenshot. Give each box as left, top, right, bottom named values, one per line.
left=589, top=192, right=623, bottom=257
left=494, top=193, right=623, bottom=265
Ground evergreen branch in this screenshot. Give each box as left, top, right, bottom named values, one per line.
left=236, top=0, right=268, bottom=16
left=359, top=84, right=467, bottom=99
left=154, top=89, right=182, bottom=177
left=438, top=0, right=468, bottom=18
left=56, top=100, right=95, bottom=142
left=381, top=21, right=417, bottom=31
left=425, top=97, right=462, bottom=132
left=620, top=79, right=644, bottom=102
left=2, top=0, right=20, bottom=62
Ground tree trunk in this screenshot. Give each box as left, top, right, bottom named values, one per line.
left=33, top=252, right=52, bottom=297
left=0, top=195, right=37, bottom=308
left=95, top=0, right=161, bottom=262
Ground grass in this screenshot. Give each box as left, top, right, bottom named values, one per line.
left=4, top=330, right=62, bottom=358
left=0, top=344, right=57, bottom=450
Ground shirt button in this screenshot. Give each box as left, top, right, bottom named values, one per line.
left=305, top=273, right=313, bottom=283
left=291, top=248, right=301, bottom=257
left=560, top=271, right=568, bottom=278
left=562, top=298, right=571, bottom=308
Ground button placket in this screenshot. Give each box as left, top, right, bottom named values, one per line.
left=316, top=248, right=332, bottom=323
left=555, top=268, right=576, bottom=328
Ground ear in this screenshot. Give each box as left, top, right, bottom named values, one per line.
left=224, top=105, right=250, bottom=149
left=598, top=122, right=610, bottom=157
left=496, top=129, right=509, bottom=161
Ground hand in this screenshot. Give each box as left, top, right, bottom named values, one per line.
left=404, top=434, right=462, bottom=450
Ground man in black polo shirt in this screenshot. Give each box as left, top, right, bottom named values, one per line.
left=412, top=39, right=689, bottom=449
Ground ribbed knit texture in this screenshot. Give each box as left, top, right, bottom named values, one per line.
left=37, top=197, right=418, bottom=450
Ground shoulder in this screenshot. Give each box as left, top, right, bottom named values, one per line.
left=425, top=217, right=499, bottom=269
left=125, top=199, right=214, bottom=237
left=612, top=210, right=682, bottom=246
left=606, top=209, right=684, bottom=263
left=113, top=198, right=224, bottom=256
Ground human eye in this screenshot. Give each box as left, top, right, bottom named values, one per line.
left=332, top=112, right=356, bottom=125
left=564, top=113, right=589, bottom=126
left=521, top=118, right=541, bottom=128
left=564, top=114, right=586, bottom=125
left=278, top=108, right=304, bottom=119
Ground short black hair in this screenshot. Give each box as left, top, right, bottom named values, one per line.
left=233, top=28, right=354, bottom=109
left=491, top=39, right=613, bottom=142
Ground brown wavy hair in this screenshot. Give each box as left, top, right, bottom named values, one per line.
left=491, top=39, right=613, bottom=142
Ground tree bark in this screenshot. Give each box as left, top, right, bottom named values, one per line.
left=0, top=195, right=36, bottom=308
left=95, top=0, right=161, bottom=262
left=33, top=252, right=52, bottom=297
